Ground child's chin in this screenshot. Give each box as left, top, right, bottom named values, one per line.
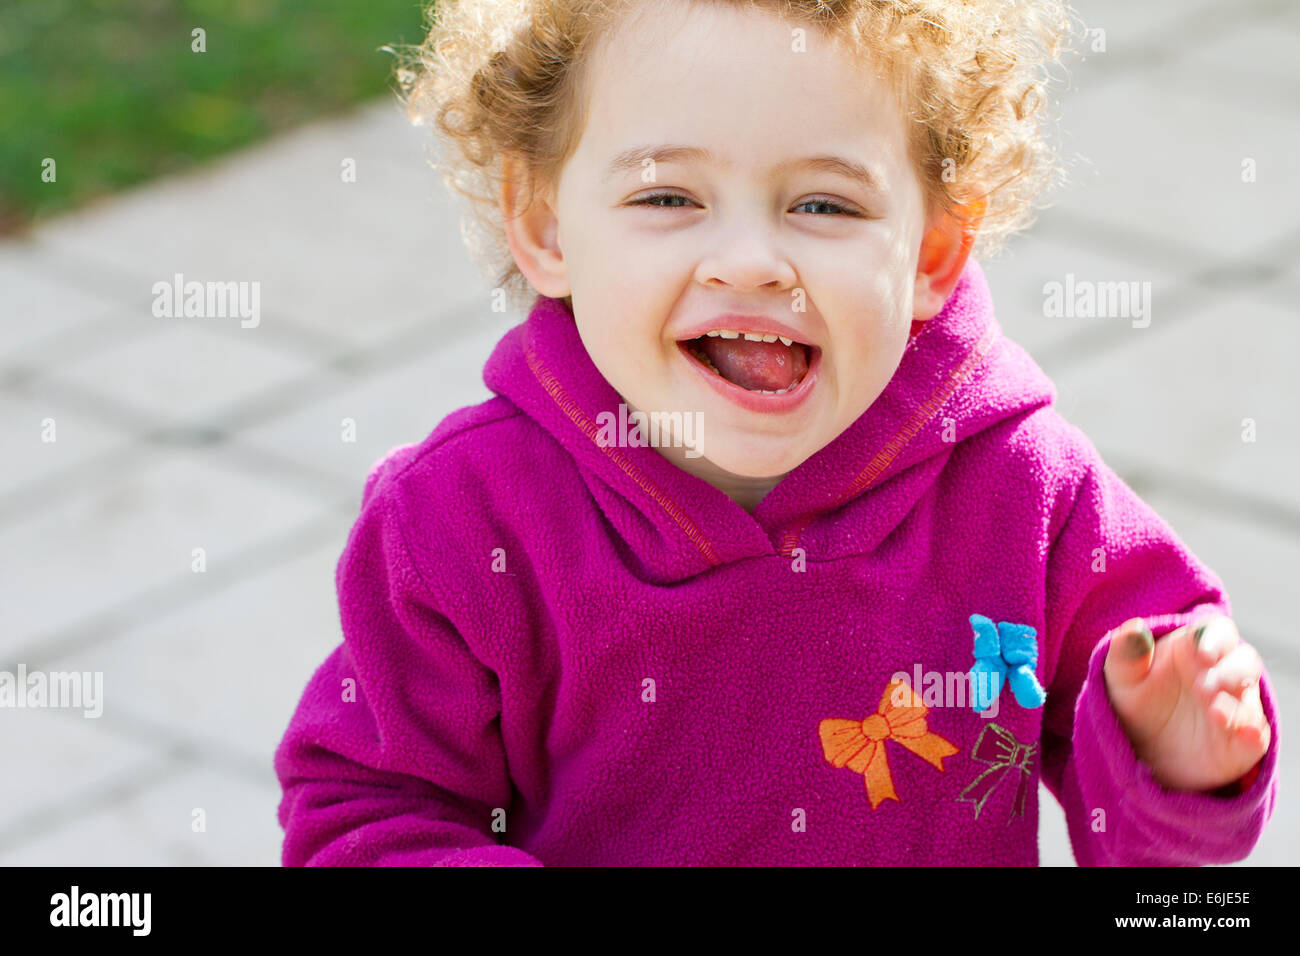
left=707, top=441, right=813, bottom=480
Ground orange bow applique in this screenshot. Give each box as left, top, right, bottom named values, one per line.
left=818, top=678, right=959, bottom=809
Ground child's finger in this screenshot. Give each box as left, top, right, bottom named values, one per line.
left=1196, top=642, right=1262, bottom=699
left=1234, top=681, right=1265, bottom=725
left=1192, top=614, right=1239, bottom=665
left=1103, top=617, right=1154, bottom=690
left=1207, top=688, right=1240, bottom=731
left=1236, top=722, right=1268, bottom=750
left=1231, top=686, right=1270, bottom=751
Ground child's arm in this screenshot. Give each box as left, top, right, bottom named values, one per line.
left=1039, top=454, right=1280, bottom=866
left=274, top=456, right=542, bottom=867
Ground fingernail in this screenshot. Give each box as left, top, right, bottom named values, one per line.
left=1126, top=621, right=1154, bottom=658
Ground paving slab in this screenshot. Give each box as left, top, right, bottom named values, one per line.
left=0, top=390, right=134, bottom=499
left=0, top=765, right=282, bottom=867
left=1144, top=20, right=1300, bottom=119
left=1050, top=291, right=1300, bottom=516
left=1043, top=53, right=1300, bottom=262
left=0, top=448, right=330, bottom=661
left=1133, top=484, right=1300, bottom=674
left=39, top=322, right=321, bottom=430
left=48, top=540, right=349, bottom=769
left=0, top=243, right=131, bottom=364
left=0, top=707, right=160, bottom=849
left=1065, top=0, right=1228, bottom=51
left=237, top=310, right=518, bottom=484
left=981, top=230, right=1184, bottom=359
left=33, top=101, right=487, bottom=352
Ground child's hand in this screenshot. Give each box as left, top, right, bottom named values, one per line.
left=1102, top=615, right=1270, bottom=793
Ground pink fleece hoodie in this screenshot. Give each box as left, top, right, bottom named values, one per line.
left=274, top=258, right=1280, bottom=866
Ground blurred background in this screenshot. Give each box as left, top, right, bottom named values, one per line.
left=0, top=0, right=1295, bottom=865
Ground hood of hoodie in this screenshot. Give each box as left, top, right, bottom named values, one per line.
left=483, top=258, right=1057, bottom=582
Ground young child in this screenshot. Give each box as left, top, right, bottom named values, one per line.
left=275, top=0, right=1280, bottom=865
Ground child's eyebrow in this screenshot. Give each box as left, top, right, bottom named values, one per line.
left=605, top=143, right=884, bottom=193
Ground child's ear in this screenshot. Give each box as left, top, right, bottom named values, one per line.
left=912, top=197, right=985, bottom=321
left=500, top=153, right=571, bottom=299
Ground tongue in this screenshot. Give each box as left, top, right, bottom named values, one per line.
left=697, top=337, right=808, bottom=391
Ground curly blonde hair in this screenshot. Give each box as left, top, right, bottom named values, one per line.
left=395, top=0, right=1078, bottom=312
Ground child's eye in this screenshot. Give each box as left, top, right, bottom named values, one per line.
left=629, top=192, right=864, bottom=217
left=630, top=192, right=696, bottom=208
left=792, top=197, right=862, bottom=217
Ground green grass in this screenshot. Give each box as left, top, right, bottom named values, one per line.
left=0, top=0, right=430, bottom=233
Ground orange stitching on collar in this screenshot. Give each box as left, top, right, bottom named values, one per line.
left=779, top=323, right=1001, bottom=557
left=524, top=342, right=722, bottom=568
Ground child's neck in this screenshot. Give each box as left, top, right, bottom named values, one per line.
left=651, top=441, right=784, bottom=514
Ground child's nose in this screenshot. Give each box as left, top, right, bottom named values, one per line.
left=692, top=220, right=798, bottom=291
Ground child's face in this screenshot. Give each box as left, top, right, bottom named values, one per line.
left=506, top=1, right=967, bottom=479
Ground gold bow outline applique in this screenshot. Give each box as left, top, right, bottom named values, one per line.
left=956, top=722, right=1038, bottom=821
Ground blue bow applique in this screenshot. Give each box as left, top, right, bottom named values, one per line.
left=968, top=614, right=1046, bottom=713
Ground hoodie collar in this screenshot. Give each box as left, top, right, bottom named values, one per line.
left=484, top=259, right=1056, bottom=582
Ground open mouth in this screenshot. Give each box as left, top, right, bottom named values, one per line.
left=677, top=329, right=816, bottom=395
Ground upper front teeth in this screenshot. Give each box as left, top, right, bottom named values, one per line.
left=703, top=330, right=795, bottom=346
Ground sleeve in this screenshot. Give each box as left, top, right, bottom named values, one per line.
left=1039, top=456, right=1281, bottom=867
left=273, top=458, right=543, bottom=867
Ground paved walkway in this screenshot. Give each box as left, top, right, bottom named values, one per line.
left=1, top=0, right=1294, bottom=865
